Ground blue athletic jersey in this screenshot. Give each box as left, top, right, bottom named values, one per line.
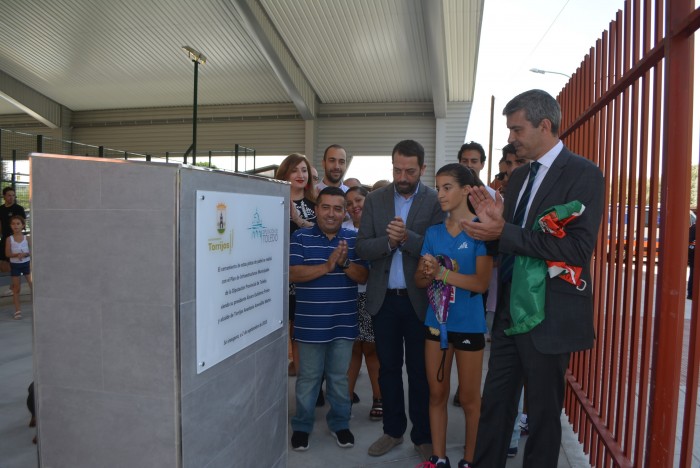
left=420, top=222, right=487, bottom=333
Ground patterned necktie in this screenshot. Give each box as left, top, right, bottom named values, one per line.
left=500, top=161, right=541, bottom=282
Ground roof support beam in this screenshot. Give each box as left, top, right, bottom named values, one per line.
left=0, top=70, right=63, bottom=128
left=231, top=0, right=318, bottom=120
left=422, top=0, right=448, bottom=118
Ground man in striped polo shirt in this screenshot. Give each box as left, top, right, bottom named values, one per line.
left=289, top=186, right=369, bottom=452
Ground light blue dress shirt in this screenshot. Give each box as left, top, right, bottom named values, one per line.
left=387, top=182, right=420, bottom=289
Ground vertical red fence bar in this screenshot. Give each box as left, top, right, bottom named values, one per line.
left=625, top=0, right=644, bottom=461
left=557, top=0, right=699, bottom=466
left=608, top=12, right=625, bottom=464
left=590, top=30, right=610, bottom=466
left=635, top=0, right=664, bottom=464
left=646, top=0, right=695, bottom=465
left=678, top=5, right=700, bottom=468
left=580, top=45, right=595, bottom=441
left=604, top=19, right=619, bottom=466
left=589, top=33, right=607, bottom=465
left=631, top=1, right=652, bottom=465
left=616, top=1, right=633, bottom=456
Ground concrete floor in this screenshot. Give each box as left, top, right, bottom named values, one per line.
left=286, top=318, right=589, bottom=468
left=0, top=278, right=38, bottom=468
left=0, top=287, right=589, bottom=468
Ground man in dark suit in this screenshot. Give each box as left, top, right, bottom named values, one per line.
left=356, top=140, right=443, bottom=461
left=462, top=89, right=605, bottom=468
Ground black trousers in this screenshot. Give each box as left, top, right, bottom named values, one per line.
left=474, top=283, right=570, bottom=468
left=372, top=294, right=431, bottom=445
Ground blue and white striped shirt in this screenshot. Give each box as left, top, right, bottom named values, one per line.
left=290, top=224, right=366, bottom=343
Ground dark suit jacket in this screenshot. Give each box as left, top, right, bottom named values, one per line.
left=356, top=182, right=443, bottom=321
left=500, top=146, right=604, bottom=354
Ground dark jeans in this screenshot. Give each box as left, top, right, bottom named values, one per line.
left=372, top=294, right=431, bottom=445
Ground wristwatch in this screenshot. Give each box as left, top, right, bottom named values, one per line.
left=339, top=258, right=351, bottom=269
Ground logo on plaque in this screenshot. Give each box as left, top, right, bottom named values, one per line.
left=250, top=209, right=263, bottom=230
left=249, top=209, right=279, bottom=243
left=216, top=203, right=227, bottom=234
left=207, top=202, right=233, bottom=253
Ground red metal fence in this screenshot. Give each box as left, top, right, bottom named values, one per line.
left=558, top=0, right=699, bottom=466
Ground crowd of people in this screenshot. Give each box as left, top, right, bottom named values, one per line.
left=280, top=89, right=604, bottom=468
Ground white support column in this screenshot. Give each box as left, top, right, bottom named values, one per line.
left=305, top=120, right=317, bottom=164
left=434, top=117, right=447, bottom=173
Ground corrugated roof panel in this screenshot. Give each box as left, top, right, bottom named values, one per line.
left=0, top=101, right=20, bottom=115
left=444, top=0, right=483, bottom=102
left=262, top=0, right=432, bottom=103
left=0, top=0, right=290, bottom=110
left=317, top=114, right=436, bottom=185
left=70, top=103, right=300, bottom=127
left=0, top=0, right=482, bottom=117
left=73, top=118, right=305, bottom=157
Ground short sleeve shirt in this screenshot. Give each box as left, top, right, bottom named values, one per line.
left=420, top=223, right=488, bottom=333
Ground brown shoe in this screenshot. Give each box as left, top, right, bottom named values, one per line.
left=414, top=443, right=433, bottom=461
left=367, top=433, right=403, bottom=456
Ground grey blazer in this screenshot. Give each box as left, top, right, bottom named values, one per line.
left=356, top=182, right=443, bottom=321
left=500, top=147, right=605, bottom=354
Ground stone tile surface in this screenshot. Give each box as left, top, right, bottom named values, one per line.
left=181, top=355, right=257, bottom=467
left=32, top=297, right=103, bottom=391
left=100, top=162, right=177, bottom=209
left=101, top=302, right=176, bottom=397
left=39, top=385, right=177, bottom=468
left=30, top=156, right=102, bottom=210
left=97, top=209, right=176, bottom=305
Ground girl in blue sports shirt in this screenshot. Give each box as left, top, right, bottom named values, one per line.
left=414, top=163, right=493, bottom=468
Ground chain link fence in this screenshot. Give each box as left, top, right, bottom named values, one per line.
left=0, top=128, right=260, bottom=234
left=0, top=126, right=258, bottom=180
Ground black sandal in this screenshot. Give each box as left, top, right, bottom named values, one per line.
left=369, top=398, right=383, bottom=421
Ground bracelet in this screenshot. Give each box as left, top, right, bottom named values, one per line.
left=442, top=269, right=450, bottom=285
left=437, top=266, right=445, bottom=281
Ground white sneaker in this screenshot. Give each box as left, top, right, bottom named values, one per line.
left=518, top=414, right=529, bottom=433
left=1, top=288, right=13, bottom=297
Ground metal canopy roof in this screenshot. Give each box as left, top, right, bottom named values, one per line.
left=0, top=0, right=482, bottom=125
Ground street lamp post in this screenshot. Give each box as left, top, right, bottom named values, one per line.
left=182, top=46, right=207, bottom=165
left=529, top=68, right=571, bottom=79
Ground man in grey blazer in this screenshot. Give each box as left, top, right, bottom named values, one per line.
left=463, top=89, right=604, bottom=468
left=356, top=140, right=443, bottom=460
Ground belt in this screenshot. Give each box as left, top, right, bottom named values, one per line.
left=386, top=288, right=409, bottom=296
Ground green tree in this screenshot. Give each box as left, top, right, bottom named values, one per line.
left=194, top=161, right=219, bottom=170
